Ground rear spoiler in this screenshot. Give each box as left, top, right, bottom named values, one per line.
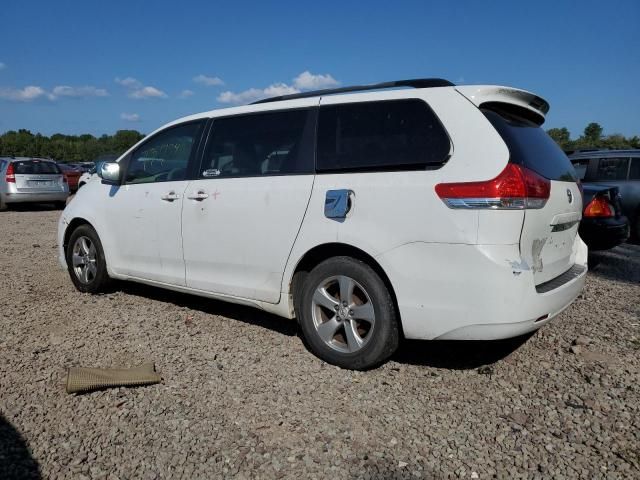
left=455, top=85, right=550, bottom=126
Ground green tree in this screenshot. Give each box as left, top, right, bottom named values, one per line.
left=0, top=129, right=145, bottom=161
left=547, top=127, right=571, bottom=149
left=583, top=122, right=603, bottom=144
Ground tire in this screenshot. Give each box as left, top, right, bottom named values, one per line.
left=65, top=224, right=112, bottom=293
left=54, top=201, right=67, bottom=210
left=297, top=256, right=399, bottom=370
left=0, top=194, right=6, bottom=212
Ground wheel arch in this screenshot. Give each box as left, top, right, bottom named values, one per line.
left=63, top=217, right=95, bottom=251
left=289, top=242, right=403, bottom=336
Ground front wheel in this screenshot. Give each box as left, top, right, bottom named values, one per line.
left=297, top=256, right=399, bottom=370
left=65, top=225, right=112, bottom=293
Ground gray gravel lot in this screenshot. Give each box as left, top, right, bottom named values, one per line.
left=1, top=207, right=639, bottom=479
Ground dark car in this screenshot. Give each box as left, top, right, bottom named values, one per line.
left=569, top=149, right=640, bottom=240
left=579, top=184, right=629, bottom=250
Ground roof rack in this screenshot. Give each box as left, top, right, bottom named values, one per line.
left=251, top=78, right=455, bottom=105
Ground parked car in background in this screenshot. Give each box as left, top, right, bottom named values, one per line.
left=0, top=157, right=69, bottom=210
left=57, top=163, right=82, bottom=192
left=59, top=79, right=587, bottom=369
left=579, top=184, right=629, bottom=250
left=569, top=149, right=640, bottom=239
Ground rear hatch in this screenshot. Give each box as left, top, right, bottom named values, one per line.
left=484, top=108, right=582, bottom=285
left=12, top=160, right=66, bottom=192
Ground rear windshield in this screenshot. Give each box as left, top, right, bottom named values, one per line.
left=13, top=160, right=61, bottom=175
left=483, top=109, right=577, bottom=182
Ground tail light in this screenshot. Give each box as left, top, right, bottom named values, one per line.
left=584, top=196, right=614, bottom=218
left=435, top=163, right=550, bottom=209
left=5, top=163, right=15, bottom=183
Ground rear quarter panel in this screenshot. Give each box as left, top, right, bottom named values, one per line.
left=281, top=88, right=513, bottom=294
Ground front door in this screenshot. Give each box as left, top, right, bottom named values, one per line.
left=181, top=107, right=317, bottom=303
left=106, top=121, right=204, bottom=285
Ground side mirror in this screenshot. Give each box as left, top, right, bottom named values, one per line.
left=100, top=162, right=121, bottom=185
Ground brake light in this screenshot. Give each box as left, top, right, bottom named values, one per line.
left=5, top=163, right=15, bottom=183
left=435, top=163, right=550, bottom=209
left=584, top=196, right=614, bottom=218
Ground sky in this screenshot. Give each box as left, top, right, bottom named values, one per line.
left=1, top=0, right=638, bottom=138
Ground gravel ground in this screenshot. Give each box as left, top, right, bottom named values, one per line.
left=1, top=206, right=639, bottom=479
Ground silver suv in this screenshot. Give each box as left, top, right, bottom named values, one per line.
left=0, top=157, right=69, bottom=210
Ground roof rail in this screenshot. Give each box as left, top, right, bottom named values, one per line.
left=251, top=78, right=455, bottom=105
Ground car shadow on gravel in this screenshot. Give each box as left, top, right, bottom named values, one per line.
left=588, top=243, right=640, bottom=285
left=117, top=282, right=298, bottom=336
left=0, top=414, right=41, bottom=479
left=392, top=333, right=534, bottom=370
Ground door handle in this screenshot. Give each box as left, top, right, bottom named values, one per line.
left=161, top=191, right=181, bottom=202
left=187, top=190, right=209, bottom=201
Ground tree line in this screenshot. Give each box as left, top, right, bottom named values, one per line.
left=547, top=122, right=639, bottom=152
left=0, top=129, right=144, bottom=162
left=0, top=122, right=638, bottom=163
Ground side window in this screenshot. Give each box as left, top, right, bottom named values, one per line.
left=201, top=109, right=313, bottom=178
left=571, top=159, right=590, bottom=180
left=629, top=158, right=640, bottom=180
left=316, top=99, right=450, bottom=172
left=595, top=157, right=629, bottom=181
left=126, top=122, right=203, bottom=184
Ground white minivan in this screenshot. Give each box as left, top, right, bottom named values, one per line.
left=58, top=79, right=587, bottom=369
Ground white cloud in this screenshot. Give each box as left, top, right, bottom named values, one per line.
left=0, top=86, right=49, bottom=102
left=115, top=77, right=142, bottom=88
left=219, top=83, right=303, bottom=104
left=0, top=62, right=5, bottom=70
left=178, top=89, right=195, bottom=99
left=120, top=112, right=140, bottom=122
left=51, top=85, right=109, bottom=98
left=115, top=77, right=167, bottom=99
left=128, top=86, right=167, bottom=99
left=193, top=74, right=224, bottom=87
left=217, top=71, right=340, bottom=105
left=217, top=83, right=300, bottom=104
left=293, top=71, right=339, bottom=90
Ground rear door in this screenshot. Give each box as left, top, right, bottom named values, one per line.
left=12, top=160, right=66, bottom=192
left=484, top=110, right=582, bottom=285
left=181, top=107, right=316, bottom=303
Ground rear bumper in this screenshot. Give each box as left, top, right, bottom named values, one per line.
left=579, top=216, right=629, bottom=251
left=377, top=236, right=588, bottom=340
left=4, top=191, right=69, bottom=203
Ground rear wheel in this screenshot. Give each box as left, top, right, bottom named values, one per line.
left=65, top=225, right=111, bottom=293
left=297, top=256, right=399, bottom=370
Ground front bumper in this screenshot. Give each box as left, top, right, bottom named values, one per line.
left=579, top=216, right=629, bottom=251
left=377, top=236, right=588, bottom=340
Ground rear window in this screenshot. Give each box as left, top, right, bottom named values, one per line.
left=595, top=157, right=629, bottom=181
left=317, top=99, right=451, bottom=172
left=483, top=109, right=577, bottom=182
left=13, top=160, right=61, bottom=175
left=630, top=158, right=640, bottom=180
